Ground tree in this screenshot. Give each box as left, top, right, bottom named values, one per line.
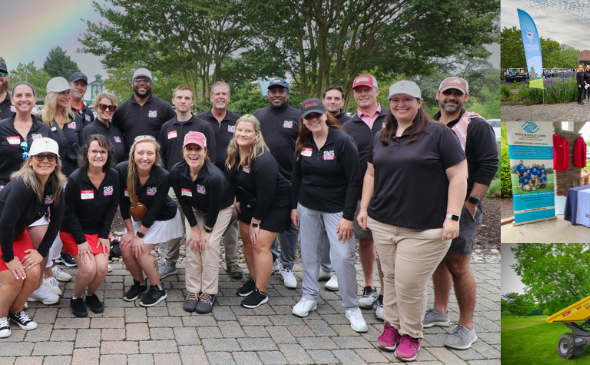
left=43, top=46, right=80, bottom=78
left=558, top=44, right=582, bottom=69
left=502, top=292, right=536, bottom=317
left=9, top=62, right=52, bottom=99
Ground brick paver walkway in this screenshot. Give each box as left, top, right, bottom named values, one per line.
left=501, top=101, right=590, bottom=122
left=0, top=261, right=500, bottom=364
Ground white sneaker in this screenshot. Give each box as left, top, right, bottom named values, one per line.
left=108, top=265, right=113, bottom=273
left=281, top=268, right=297, bottom=289
left=28, top=285, right=60, bottom=305
left=43, top=277, right=62, bottom=296
left=51, top=265, right=71, bottom=282
left=346, top=307, right=368, bottom=333
left=375, top=295, right=384, bottom=320
left=272, top=258, right=281, bottom=274
left=318, top=269, right=332, bottom=281
left=292, top=298, right=317, bottom=317
left=324, top=275, right=339, bottom=291
left=0, top=317, right=10, bottom=338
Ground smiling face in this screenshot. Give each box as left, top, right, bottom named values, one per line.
left=57, top=90, right=71, bottom=109
left=97, top=97, right=115, bottom=122
left=235, top=121, right=259, bottom=148
left=70, top=80, right=87, bottom=100
left=133, top=77, right=153, bottom=98
left=303, top=112, right=328, bottom=134
left=134, top=141, right=156, bottom=173
left=268, top=86, right=288, bottom=107
left=31, top=153, right=57, bottom=178
left=323, top=89, right=344, bottom=114
left=183, top=144, right=206, bottom=170
left=87, top=140, right=108, bottom=170
left=11, top=84, right=36, bottom=115
left=389, top=93, right=423, bottom=124
left=353, top=85, right=379, bottom=110
left=172, top=89, right=194, bottom=114
left=436, top=88, right=469, bottom=113
left=210, top=84, right=230, bottom=110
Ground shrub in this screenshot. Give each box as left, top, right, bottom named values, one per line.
left=500, top=83, right=511, bottom=99
left=501, top=122, right=512, bottom=197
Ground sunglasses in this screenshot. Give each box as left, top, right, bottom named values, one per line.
left=20, top=141, right=28, bottom=160
left=0, top=71, right=7, bottom=77
left=33, top=153, right=57, bottom=162
left=133, top=77, right=151, bottom=83
left=98, top=103, right=117, bottom=112
left=304, top=113, right=323, bottom=120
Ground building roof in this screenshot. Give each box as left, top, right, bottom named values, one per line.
left=578, top=50, right=590, bottom=61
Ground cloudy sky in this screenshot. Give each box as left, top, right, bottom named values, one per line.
left=502, top=0, right=590, bottom=51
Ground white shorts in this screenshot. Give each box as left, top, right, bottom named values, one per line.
left=29, top=215, right=50, bottom=227
left=127, top=210, right=183, bottom=245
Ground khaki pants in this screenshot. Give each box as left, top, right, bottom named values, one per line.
left=185, top=206, right=234, bottom=295
left=368, top=216, right=450, bottom=339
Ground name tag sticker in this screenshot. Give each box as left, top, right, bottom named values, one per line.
left=7, top=136, right=20, bottom=145
left=124, top=189, right=129, bottom=197
left=167, top=130, right=177, bottom=139
left=301, top=148, right=312, bottom=157
left=81, top=190, right=94, bottom=200
left=181, top=188, right=192, bottom=197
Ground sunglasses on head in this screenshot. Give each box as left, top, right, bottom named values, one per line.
left=33, top=153, right=57, bottom=162
left=98, top=103, right=117, bottom=112
left=304, top=113, right=323, bottom=120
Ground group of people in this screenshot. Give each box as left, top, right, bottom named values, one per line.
left=516, top=160, right=548, bottom=191
left=0, top=60, right=498, bottom=361
left=576, top=64, right=590, bottom=105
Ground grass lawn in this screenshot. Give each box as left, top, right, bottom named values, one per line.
left=511, top=173, right=555, bottom=194
left=502, top=315, right=590, bottom=364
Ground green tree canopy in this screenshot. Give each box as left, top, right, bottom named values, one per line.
left=502, top=292, right=537, bottom=317
left=9, top=62, right=52, bottom=99
left=43, top=46, right=80, bottom=79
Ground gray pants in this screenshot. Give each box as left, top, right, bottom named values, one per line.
left=320, top=233, right=333, bottom=273
left=298, top=203, right=358, bottom=309
left=271, top=223, right=298, bottom=270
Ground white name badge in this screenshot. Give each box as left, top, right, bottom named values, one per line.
left=81, top=190, right=94, bottom=200
left=168, top=130, right=178, bottom=139
left=301, top=148, right=312, bottom=157
left=181, top=188, right=192, bottom=197
left=124, top=189, right=129, bottom=197
left=7, top=136, right=20, bottom=145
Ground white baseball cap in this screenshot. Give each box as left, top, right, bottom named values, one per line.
left=46, top=77, right=76, bottom=94
left=386, top=81, right=422, bottom=100
left=29, top=138, right=60, bottom=157
left=133, top=68, right=153, bottom=81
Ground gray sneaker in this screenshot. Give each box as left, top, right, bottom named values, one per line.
left=158, top=263, right=178, bottom=279
left=444, top=324, right=478, bottom=349
left=423, top=308, right=450, bottom=328
left=358, top=286, right=378, bottom=308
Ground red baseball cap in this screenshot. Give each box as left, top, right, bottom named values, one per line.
left=352, top=74, right=378, bottom=89
left=183, top=131, right=207, bottom=148
left=438, top=77, right=469, bottom=94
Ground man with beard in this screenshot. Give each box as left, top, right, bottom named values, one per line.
left=425, top=77, right=498, bottom=350
left=253, top=78, right=301, bottom=289
left=196, top=81, right=243, bottom=279
left=111, top=68, right=176, bottom=152
left=323, top=85, right=351, bottom=125
left=0, top=61, right=14, bottom=120
left=69, top=72, right=95, bottom=127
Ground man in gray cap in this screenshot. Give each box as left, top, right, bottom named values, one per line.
left=0, top=61, right=14, bottom=120
left=253, top=78, right=301, bottom=289
left=69, top=72, right=94, bottom=127
left=111, top=68, right=176, bottom=152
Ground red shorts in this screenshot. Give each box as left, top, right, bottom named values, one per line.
left=60, top=232, right=108, bottom=256
left=0, top=231, right=33, bottom=271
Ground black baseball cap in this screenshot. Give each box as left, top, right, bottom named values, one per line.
left=0, top=61, right=7, bottom=73
left=69, top=72, right=88, bottom=84
left=300, top=98, right=326, bottom=118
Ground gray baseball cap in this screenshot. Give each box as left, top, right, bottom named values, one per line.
left=386, top=80, right=422, bottom=100
left=133, top=68, right=153, bottom=81
left=46, top=77, right=77, bottom=93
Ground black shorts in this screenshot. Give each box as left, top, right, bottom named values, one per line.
left=448, top=203, right=482, bottom=255
left=238, top=203, right=291, bottom=234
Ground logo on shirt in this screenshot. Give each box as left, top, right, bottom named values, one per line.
left=81, top=190, right=94, bottom=200
left=146, top=187, right=157, bottom=196
left=301, top=147, right=312, bottom=157
left=124, top=189, right=129, bottom=197
left=323, top=150, right=335, bottom=160
left=104, top=186, right=114, bottom=196
left=283, top=120, right=293, bottom=129
left=227, top=125, right=235, bottom=133
left=85, top=115, right=91, bottom=123
left=31, top=134, right=42, bottom=140
left=67, top=122, right=77, bottom=129
left=44, top=195, right=54, bottom=205
left=196, top=184, right=207, bottom=194
left=6, top=136, right=20, bottom=145
left=181, top=188, right=192, bottom=197
left=114, top=136, right=122, bottom=143
left=382, top=122, right=385, bottom=129
left=242, top=166, right=251, bottom=173
left=167, top=130, right=178, bottom=139
left=10, top=106, right=16, bottom=113
left=148, top=110, right=158, bottom=118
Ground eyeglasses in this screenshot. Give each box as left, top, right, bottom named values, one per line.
left=20, top=141, right=28, bottom=160
left=304, top=113, right=323, bottom=120
left=133, top=77, right=151, bottom=83
left=98, top=104, right=117, bottom=112
left=134, top=135, right=156, bottom=142
left=33, top=153, right=57, bottom=162
left=89, top=149, right=108, bottom=156
left=0, top=71, right=7, bottom=77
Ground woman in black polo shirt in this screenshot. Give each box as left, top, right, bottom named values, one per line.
left=357, top=81, right=467, bottom=361
left=115, top=135, right=183, bottom=307
left=82, top=93, right=126, bottom=163
left=60, top=135, right=119, bottom=317
left=0, top=138, right=65, bottom=338
left=226, top=115, right=291, bottom=308
left=289, top=98, right=367, bottom=332
left=170, top=132, right=234, bottom=314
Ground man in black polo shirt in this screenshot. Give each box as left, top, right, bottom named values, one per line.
left=341, top=74, right=387, bottom=318
left=323, top=85, right=351, bottom=125
left=253, top=78, right=300, bottom=289
left=196, top=81, right=243, bottom=279
left=69, top=72, right=95, bottom=127
left=0, top=61, right=14, bottom=120
left=111, top=68, right=176, bottom=152
left=425, top=77, right=498, bottom=350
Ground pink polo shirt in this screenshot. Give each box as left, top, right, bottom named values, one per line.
left=356, top=104, right=382, bottom=129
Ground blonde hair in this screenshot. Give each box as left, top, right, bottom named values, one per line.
left=40, top=92, right=76, bottom=126
left=225, top=115, right=269, bottom=171
left=10, top=156, right=66, bottom=205
left=127, top=136, right=162, bottom=204
left=92, top=92, right=118, bottom=110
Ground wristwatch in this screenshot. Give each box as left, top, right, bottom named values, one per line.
left=446, top=214, right=460, bottom=221
left=137, top=231, right=145, bottom=238
left=467, top=196, right=480, bottom=205
left=204, top=227, right=213, bottom=233
left=251, top=222, right=259, bottom=228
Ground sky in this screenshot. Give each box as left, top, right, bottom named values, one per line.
left=502, top=0, right=590, bottom=51
left=502, top=243, right=526, bottom=295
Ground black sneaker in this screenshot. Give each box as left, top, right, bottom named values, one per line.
left=183, top=292, right=200, bottom=312
left=85, top=294, right=104, bottom=314
left=56, top=252, right=77, bottom=267
left=236, top=277, right=256, bottom=297
left=359, top=286, right=378, bottom=309
left=8, top=310, right=37, bottom=330
left=140, top=285, right=167, bottom=307
left=123, top=280, right=148, bottom=302
left=241, top=288, right=268, bottom=308
left=70, top=298, right=88, bottom=318
left=196, top=293, right=216, bottom=314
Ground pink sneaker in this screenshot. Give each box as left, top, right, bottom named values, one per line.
left=395, top=335, right=420, bottom=361
left=378, top=322, right=400, bottom=351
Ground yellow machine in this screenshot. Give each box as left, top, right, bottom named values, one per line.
left=547, top=296, right=590, bottom=359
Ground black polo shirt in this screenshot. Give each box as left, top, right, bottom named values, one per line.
left=111, top=94, right=176, bottom=153
left=291, top=128, right=360, bottom=220
left=0, top=178, right=64, bottom=262
left=341, top=107, right=388, bottom=183
left=115, top=161, right=177, bottom=228
left=367, top=123, right=465, bottom=229
left=42, top=114, right=84, bottom=177
left=71, top=101, right=95, bottom=127
left=253, top=104, right=300, bottom=181
left=82, top=120, right=126, bottom=163
left=170, top=160, right=234, bottom=228
left=0, top=115, right=52, bottom=185
left=226, top=149, right=290, bottom=221
left=196, top=109, right=241, bottom=170
left=61, top=167, right=120, bottom=243
left=432, top=109, right=499, bottom=197
left=333, top=110, right=352, bottom=125
left=158, top=115, right=217, bottom=170
left=0, top=93, right=14, bottom=120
